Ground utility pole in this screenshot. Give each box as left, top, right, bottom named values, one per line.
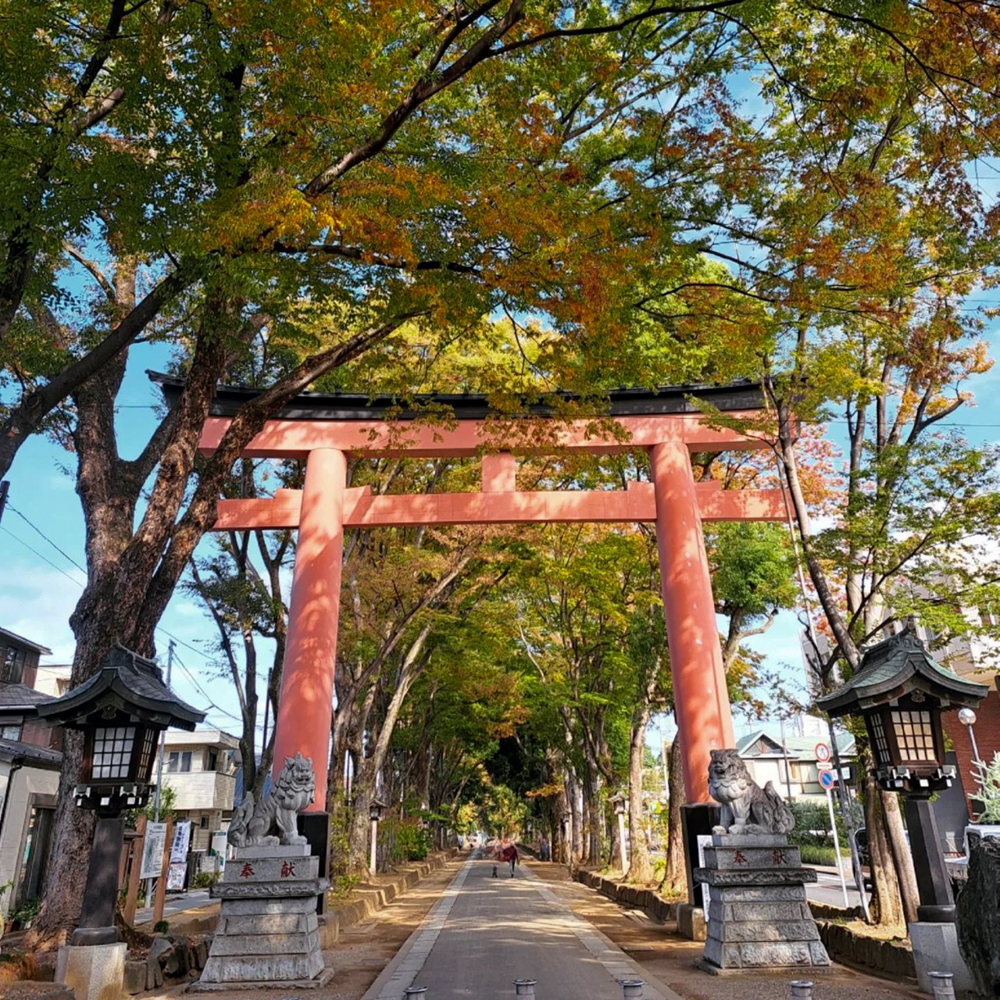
left=146, top=640, right=175, bottom=904
left=0, top=481, right=9, bottom=526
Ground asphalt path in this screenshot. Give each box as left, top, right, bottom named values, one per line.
left=365, top=854, right=677, bottom=1000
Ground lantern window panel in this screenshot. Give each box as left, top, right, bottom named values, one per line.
left=92, top=724, right=136, bottom=779
left=870, top=711, right=892, bottom=766
left=890, top=710, right=936, bottom=762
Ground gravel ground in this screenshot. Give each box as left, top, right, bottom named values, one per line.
left=133, top=857, right=466, bottom=1000
left=130, top=855, right=925, bottom=1000
left=526, top=863, right=925, bottom=1000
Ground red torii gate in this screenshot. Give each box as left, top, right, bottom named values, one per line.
left=157, top=376, right=785, bottom=807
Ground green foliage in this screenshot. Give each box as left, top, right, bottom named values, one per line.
left=125, top=783, right=177, bottom=827
left=152, top=920, right=170, bottom=935
left=798, top=844, right=847, bottom=866
left=330, top=874, right=361, bottom=899
left=191, top=871, right=220, bottom=889
left=392, top=822, right=432, bottom=862
left=970, top=752, right=1000, bottom=824
left=6, top=898, right=40, bottom=927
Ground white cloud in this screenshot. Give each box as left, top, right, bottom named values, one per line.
left=0, top=561, right=80, bottom=662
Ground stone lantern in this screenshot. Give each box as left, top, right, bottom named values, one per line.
left=369, top=796, right=386, bottom=874
left=816, top=626, right=987, bottom=992
left=37, top=646, right=203, bottom=948
left=610, top=793, right=628, bottom=871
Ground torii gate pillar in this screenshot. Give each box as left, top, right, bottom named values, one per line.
left=271, top=447, right=346, bottom=811
left=650, top=442, right=735, bottom=801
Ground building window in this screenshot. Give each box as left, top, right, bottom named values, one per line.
left=200, top=815, right=209, bottom=828
left=207, top=748, right=218, bottom=772
left=1, top=645, right=26, bottom=684
left=166, top=750, right=192, bottom=773
left=0, top=724, right=21, bottom=741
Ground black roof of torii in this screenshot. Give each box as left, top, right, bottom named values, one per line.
left=148, top=371, right=766, bottom=422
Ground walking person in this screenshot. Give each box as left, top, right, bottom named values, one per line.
left=502, top=841, right=518, bottom=877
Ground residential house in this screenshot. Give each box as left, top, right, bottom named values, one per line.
left=736, top=727, right=856, bottom=801
left=151, top=730, right=239, bottom=850
left=0, top=629, right=63, bottom=923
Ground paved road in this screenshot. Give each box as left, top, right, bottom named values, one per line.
left=364, top=855, right=672, bottom=1000
left=806, top=866, right=863, bottom=908
left=135, top=888, right=213, bottom=924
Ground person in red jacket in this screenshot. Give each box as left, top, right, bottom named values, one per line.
left=501, top=842, right=518, bottom=877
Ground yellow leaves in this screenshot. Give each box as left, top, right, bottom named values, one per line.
left=202, top=177, right=342, bottom=253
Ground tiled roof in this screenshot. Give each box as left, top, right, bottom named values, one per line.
left=0, top=738, right=62, bottom=767
left=37, top=645, right=204, bottom=729
left=0, top=627, right=52, bottom=655
left=0, top=683, right=55, bottom=710
left=818, top=627, right=989, bottom=715
left=736, top=729, right=855, bottom=760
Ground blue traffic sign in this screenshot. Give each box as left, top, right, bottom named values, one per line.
left=819, top=768, right=836, bottom=790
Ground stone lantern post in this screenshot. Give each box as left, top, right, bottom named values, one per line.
left=817, top=625, right=988, bottom=994
left=37, top=646, right=204, bottom=998
left=369, top=797, right=385, bottom=875
left=611, top=793, right=628, bottom=871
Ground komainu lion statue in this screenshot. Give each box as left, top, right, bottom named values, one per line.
left=227, top=752, right=315, bottom=847
left=708, top=748, right=795, bottom=836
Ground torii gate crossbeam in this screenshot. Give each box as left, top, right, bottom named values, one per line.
left=155, top=375, right=785, bottom=810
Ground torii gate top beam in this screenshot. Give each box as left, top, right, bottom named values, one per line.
left=151, top=373, right=771, bottom=460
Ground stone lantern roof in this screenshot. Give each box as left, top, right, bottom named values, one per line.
left=36, top=644, right=204, bottom=730
left=816, top=626, right=989, bottom=717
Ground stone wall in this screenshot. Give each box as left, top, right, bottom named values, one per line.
left=571, top=868, right=915, bottom=983
left=814, top=921, right=915, bottom=980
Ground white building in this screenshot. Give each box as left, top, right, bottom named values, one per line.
left=151, top=729, right=239, bottom=850
left=736, top=727, right=855, bottom=801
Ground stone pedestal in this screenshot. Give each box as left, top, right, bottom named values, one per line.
left=192, top=844, right=331, bottom=990
left=909, top=922, right=975, bottom=996
left=694, top=834, right=830, bottom=972
left=56, top=941, right=126, bottom=1000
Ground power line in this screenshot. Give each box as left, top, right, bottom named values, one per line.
left=8, top=504, right=87, bottom=575
left=1, top=520, right=243, bottom=724
left=1, top=526, right=88, bottom=587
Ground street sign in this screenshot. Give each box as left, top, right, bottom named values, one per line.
left=817, top=760, right=833, bottom=771
left=815, top=742, right=831, bottom=763
left=819, top=768, right=836, bottom=790
left=140, top=822, right=167, bottom=879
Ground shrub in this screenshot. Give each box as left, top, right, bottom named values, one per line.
left=395, top=822, right=431, bottom=861
left=799, top=844, right=846, bottom=866
left=191, top=870, right=220, bottom=888
left=153, top=920, right=170, bottom=934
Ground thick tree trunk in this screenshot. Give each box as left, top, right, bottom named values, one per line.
left=864, top=772, right=906, bottom=927
left=626, top=704, right=653, bottom=882
left=882, top=790, right=920, bottom=924
left=554, top=781, right=569, bottom=864
left=660, top=734, right=687, bottom=897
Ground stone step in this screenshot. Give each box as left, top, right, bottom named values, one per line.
left=220, top=896, right=319, bottom=916
left=199, top=952, right=324, bottom=984
left=704, top=938, right=830, bottom=969
left=708, top=919, right=821, bottom=943
left=207, top=930, right=320, bottom=957
left=717, top=900, right=813, bottom=922
left=223, top=856, right=319, bottom=883
left=695, top=867, right=817, bottom=887
left=234, top=844, right=311, bottom=859
left=703, top=845, right=801, bottom=870
left=212, top=877, right=327, bottom=900
left=712, top=833, right=789, bottom=848
left=708, top=884, right=806, bottom=903
left=219, top=912, right=318, bottom=935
